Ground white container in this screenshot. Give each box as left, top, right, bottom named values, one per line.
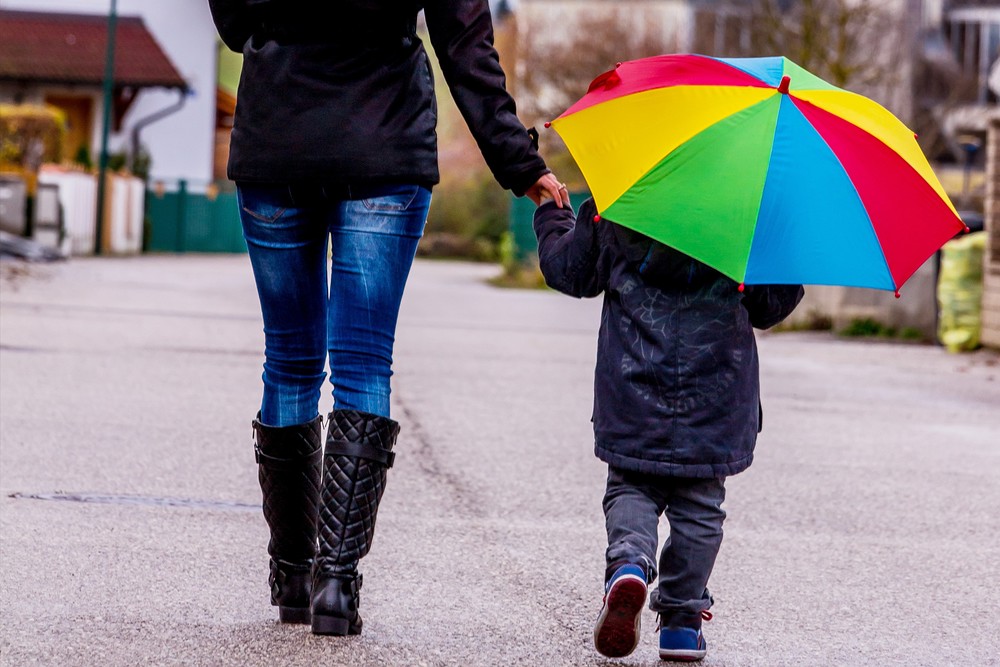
left=105, top=174, right=145, bottom=255
left=38, top=166, right=97, bottom=256
left=38, top=168, right=146, bottom=256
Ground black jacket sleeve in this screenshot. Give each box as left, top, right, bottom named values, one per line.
left=424, top=0, right=549, bottom=195
left=209, top=0, right=254, bottom=53
left=533, top=199, right=608, bottom=298
left=741, top=284, right=806, bottom=330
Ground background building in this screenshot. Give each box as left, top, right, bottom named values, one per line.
left=0, top=0, right=217, bottom=186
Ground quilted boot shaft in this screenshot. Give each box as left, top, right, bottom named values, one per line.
left=312, top=409, right=398, bottom=635
left=253, top=414, right=323, bottom=622
left=315, top=409, right=398, bottom=574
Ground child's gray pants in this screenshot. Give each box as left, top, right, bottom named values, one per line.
left=603, top=466, right=727, bottom=628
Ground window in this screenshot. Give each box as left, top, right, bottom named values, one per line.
left=945, top=9, right=1000, bottom=104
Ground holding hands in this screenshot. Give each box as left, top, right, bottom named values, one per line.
left=527, top=172, right=570, bottom=208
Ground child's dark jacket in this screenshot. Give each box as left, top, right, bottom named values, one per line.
left=534, top=199, right=804, bottom=478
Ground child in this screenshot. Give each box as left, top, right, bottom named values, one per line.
left=533, top=197, right=803, bottom=661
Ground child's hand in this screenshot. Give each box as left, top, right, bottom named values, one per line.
left=527, top=173, right=569, bottom=208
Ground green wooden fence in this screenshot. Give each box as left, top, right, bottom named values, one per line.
left=508, top=191, right=590, bottom=261
left=146, top=181, right=245, bottom=253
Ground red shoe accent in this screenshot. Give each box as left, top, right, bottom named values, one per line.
left=593, top=575, right=647, bottom=658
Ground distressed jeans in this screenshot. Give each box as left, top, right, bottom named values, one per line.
left=237, top=182, right=431, bottom=427
left=603, top=467, right=727, bottom=628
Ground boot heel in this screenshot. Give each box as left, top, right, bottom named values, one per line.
left=311, top=614, right=356, bottom=636
left=278, top=605, right=311, bottom=624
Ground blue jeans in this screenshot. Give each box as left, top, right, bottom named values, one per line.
left=237, top=182, right=431, bottom=427
left=603, top=467, right=727, bottom=628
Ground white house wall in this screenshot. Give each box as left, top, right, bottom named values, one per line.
left=0, top=0, right=217, bottom=187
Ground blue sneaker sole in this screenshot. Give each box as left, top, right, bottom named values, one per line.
left=659, top=647, right=707, bottom=662
left=593, top=573, right=647, bottom=658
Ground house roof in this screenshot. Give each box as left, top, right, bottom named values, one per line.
left=0, top=10, right=186, bottom=90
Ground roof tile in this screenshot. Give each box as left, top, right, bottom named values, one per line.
left=0, top=10, right=186, bottom=89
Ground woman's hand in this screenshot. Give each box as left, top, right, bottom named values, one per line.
left=526, top=173, right=569, bottom=208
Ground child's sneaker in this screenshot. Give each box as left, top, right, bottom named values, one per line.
left=658, top=611, right=712, bottom=662
left=593, top=563, right=648, bottom=658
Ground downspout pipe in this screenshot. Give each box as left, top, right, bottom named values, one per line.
left=129, top=88, right=189, bottom=178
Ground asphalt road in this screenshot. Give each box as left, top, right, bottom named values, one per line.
left=1, top=255, right=998, bottom=667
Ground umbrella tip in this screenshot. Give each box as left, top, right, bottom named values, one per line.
left=544, top=121, right=551, bottom=128
left=894, top=290, right=901, bottom=299
left=777, top=75, right=791, bottom=94
left=616, top=62, right=622, bottom=69
left=964, top=225, right=971, bottom=233
left=594, top=214, right=601, bottom=223
left=738, top=282, right=745, bottom=292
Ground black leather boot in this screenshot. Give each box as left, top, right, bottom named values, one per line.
left=311, top=409, right=398, bottom=636
left=253, top=414, right=323, bottom=624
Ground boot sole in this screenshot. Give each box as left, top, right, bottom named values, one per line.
left=278, top=605, right=311, bottom=624
left=593, top=574, right=647, bottom=658
left=312, top=614, right=362, bottom=636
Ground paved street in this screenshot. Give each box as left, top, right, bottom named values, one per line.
left=1, top=255, right=999, bottom=667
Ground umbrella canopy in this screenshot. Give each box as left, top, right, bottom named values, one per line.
left=548, top=54, right=967, bottom=293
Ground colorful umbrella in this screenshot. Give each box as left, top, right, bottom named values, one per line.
left=547, top=54, right=968, bottom=294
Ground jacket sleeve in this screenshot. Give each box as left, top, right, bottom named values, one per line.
left=741, top=284, right=806, bottom=330
left=533, top=199, right=608, bottom=298
left=423, top=0, right=549, bottom=196
left=209, top=0, right=254, bottom=53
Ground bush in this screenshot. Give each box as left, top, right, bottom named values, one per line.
left=0, top=104, right=66, bottom=169
left=487, top=231, right=548, bottom=289
left=73, top=145, right=93, bottom=170
left=416, top=233, right=496, bottom=261
left=422, top=170, right=510, bottom=260
left=840, top=317, right=896, bottom=338
left=774, top=309, right=833, bottom=332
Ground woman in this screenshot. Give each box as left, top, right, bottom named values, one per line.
left=209, top=0, right=566, bottom=636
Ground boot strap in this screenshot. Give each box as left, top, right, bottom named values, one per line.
left=325, top=441, right=395, bottom=469
left=255, top=445, right=323, bottom=470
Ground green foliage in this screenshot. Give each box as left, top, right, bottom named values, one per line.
left=469, top=175, right=510, bottom=243
left=487, top=231, right=548, bottom=289
left=72, top=145, right=93, bottom=170
left=130, top=148, right=152, bottom=181
left=839, top=317, right=896, bottom=338
left=420, top=170, right=513, bottom=261
left=838, top=318, right=932, bottom=343
left=0, top=104, right=66, bottom=169
left=773, top=309, right=833, bottom=332
left=426, top=172, right=509, bottom=241
left=107, top=152, right=127, bottom=172
left=416, top=233, right=496, bottom=261
left=497, top=231, right=516, bottom=272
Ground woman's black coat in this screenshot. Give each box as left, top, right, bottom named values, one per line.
left=209, top=0, right=548, bottom=193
